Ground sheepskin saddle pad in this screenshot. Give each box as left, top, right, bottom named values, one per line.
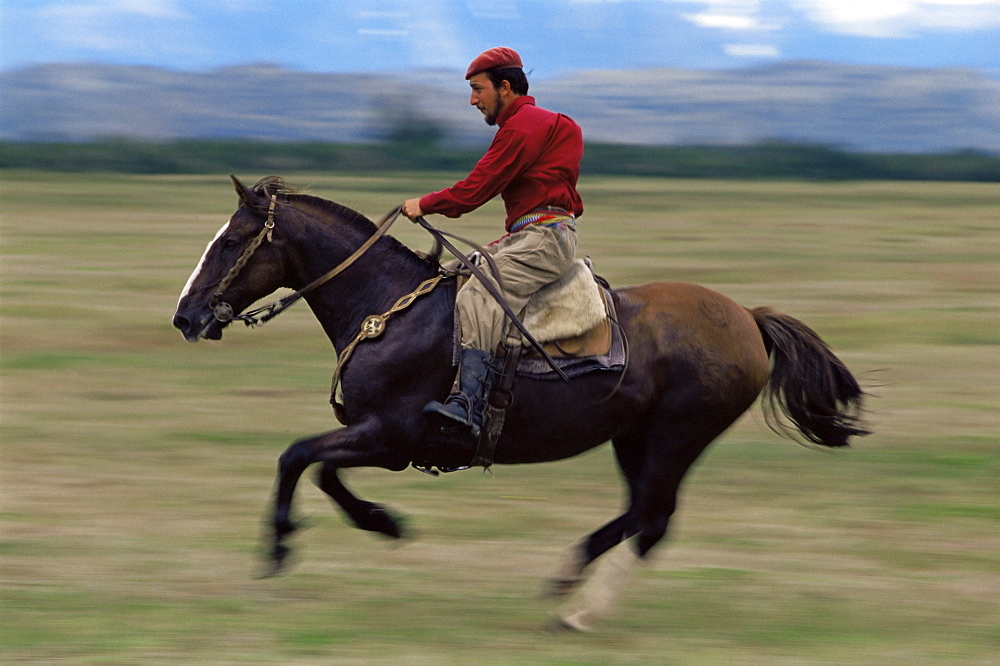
left=521, top=258, right=607, bottom=344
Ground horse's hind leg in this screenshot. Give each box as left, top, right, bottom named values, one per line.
left=631, top=417, right=726, bottom=558
left=548, top=513, right=637, bottom=598
left=547, top=431, right=645, bottom=598
left=556, top=416, right=723, bottom=631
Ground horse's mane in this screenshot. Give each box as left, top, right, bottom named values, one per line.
left=252, top=176, right=375, bottom=233
left=252, top=176, right=303, bottom=197
left=250, top=176, right=427, bottom=267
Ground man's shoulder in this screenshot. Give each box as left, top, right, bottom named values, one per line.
left=513, top=97, right=551, bottom=117
left=507, top=98, right=575, bottom=129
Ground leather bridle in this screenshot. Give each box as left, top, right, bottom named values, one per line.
left=210, top=194, right=277, bottom=324
left=210, top=198, right=401, bottom=327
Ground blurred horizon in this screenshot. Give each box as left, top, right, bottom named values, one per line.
left=4, top=56, right=998, bottom=78
left=3, top=2, right=997, bottom=155
left=3, top=60, right=997, bottom=154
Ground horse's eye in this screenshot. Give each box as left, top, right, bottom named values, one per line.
left=220, top=238, right=240, bottom=251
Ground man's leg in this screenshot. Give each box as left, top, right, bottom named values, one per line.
left=462, top=223, right=578, bottom=351
left=423, top=225, right=577, bottom=437
left=422, top=346, right=494, bottom=438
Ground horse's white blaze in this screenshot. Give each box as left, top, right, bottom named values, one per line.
left=178, top=220, right=230, bottom=305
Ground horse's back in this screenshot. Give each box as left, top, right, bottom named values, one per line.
left=612, top=281, right=771, bottom=408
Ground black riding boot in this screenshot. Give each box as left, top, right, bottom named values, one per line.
left=423, top=348, right=493, bottom=440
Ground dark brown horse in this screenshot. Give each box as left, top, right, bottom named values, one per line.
left=173, top=176, right=867, bottom=630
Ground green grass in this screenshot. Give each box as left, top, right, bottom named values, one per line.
left=2, top=171, right=998, bottom=663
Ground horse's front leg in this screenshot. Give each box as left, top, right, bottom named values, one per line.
left=314, top=462, right=406, bottom=538
left=266, top=418, right=408, bottom=576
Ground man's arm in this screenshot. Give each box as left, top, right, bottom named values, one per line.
left=407, top=126, right=540, bottom=220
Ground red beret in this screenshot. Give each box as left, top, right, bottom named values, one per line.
left=465, top=47, right=523, bottom=80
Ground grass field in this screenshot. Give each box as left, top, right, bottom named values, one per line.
left=2, top=171, right=997, bottom=663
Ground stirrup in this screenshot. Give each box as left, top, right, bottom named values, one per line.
left=412, top=462, right=472, bottom=476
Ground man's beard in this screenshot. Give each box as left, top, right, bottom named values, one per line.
left=482, top=90, right=503, bottom=126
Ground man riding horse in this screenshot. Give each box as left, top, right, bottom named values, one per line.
left=402, top=47, right=585, bottom=444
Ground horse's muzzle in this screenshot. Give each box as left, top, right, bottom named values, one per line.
left=173, top=309, right=224, bottom=342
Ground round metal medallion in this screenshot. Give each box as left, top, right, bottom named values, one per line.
left=213, top=302, right=234, bottom=323
left=361, top=315, right=386, bottom=338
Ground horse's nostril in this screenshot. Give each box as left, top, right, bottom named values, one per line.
left=173, top=313, right=190, bottom=331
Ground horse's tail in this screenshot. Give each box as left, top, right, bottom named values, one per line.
left=751, top=307, right=869, bottom=448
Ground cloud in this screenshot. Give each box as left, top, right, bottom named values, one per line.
left=467, top=0, right=521, bottom=19
left=37, top=0, right=190, bottom=51
left=40, top=0, right=187, bottom=24
left=792, top=0, right=1000, bottom=37
left=672, top=0, right=999, bottom=38
left=725, top=43, right=781, bottom=57
left=2, top=0, right=996, bottom=73
left=406, top=3, right=467, bottom=69
left=676, top=0, right=782, bottom=32
left=337, top=2, right=466, bottom=69
left=686, top=13, right=766, bottom=29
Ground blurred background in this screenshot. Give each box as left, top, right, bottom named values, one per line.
left=1, top=0, right=998, bottom=174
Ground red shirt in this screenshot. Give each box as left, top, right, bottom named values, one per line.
left=420, top=96, right=584, bottom=231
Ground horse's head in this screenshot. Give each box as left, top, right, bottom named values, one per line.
left=173, top=176, right=291, bottom=342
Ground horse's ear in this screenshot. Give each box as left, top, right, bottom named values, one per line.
left=231, top=175, right=257, bottom=209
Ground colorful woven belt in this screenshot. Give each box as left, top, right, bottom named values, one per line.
left=509, top=207, right=577, bottom=233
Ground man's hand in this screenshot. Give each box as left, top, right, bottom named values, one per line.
left=402, top=198, right=424, bottom=220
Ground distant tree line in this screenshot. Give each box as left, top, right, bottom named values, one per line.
left=1, top=139, right=997, bottom=182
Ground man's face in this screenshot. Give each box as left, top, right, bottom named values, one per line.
left=469, top=73, right=504, bottom=126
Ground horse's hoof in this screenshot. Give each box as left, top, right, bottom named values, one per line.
left=552, top=609, right=595, bottom=633
left=356, top=504, right=407, bottom=540
left=274, top=518, right=298, bottom=538
left=257, top=563, right=282, bottom=580
left=543, top=576, right=583, bottom=599
left=384, top=513, right=409, bottom=541
left=257, top=543, right=292, bottom=579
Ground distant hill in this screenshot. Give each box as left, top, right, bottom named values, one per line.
left=2, top=62, right=997, bottom=153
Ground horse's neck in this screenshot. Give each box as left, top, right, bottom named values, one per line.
left=297, top=230, right=438, bottom=353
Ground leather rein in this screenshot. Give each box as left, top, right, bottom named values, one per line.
left=208, top=199, right=569, bottom=422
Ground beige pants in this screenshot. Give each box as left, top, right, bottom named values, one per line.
left=457, top=223, right=578, bottom=353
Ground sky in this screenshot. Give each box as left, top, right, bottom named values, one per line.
left=1, top=0, right=998, bottom=76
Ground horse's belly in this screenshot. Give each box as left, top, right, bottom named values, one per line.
left=491, top=372, right=641, bottom=464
